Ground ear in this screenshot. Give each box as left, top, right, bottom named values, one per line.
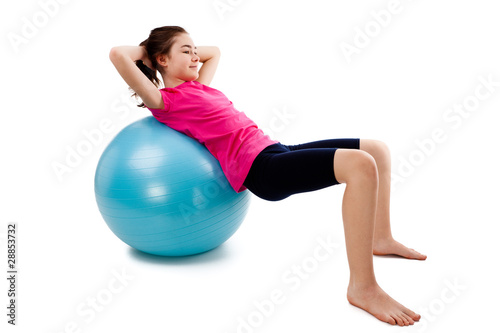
left=157, top=54, right=168, bottom=67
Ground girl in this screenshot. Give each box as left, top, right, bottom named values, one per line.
left=109, top=26, right=426, bottom=326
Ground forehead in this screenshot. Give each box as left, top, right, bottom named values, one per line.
left=175, top=33, right=195, bottom=48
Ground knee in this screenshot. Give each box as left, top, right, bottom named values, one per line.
left=355, top=151, right=378, bottom=180
left=375, top=140, right=391, bottom=163
left=361, top=139, right=391, bottom=165
left=343, top=150, right=379, bottom=184
left=373, top=140, right=390, bottom=156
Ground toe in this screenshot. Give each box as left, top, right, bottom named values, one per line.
left=402, top=313, right=415, bottom=325
left=392, top=313, right=405, bottom=326
left=398, top=314, right=410, bottom=326
left=384, top=314, right=397, bottom=325
left=405, top=309, right=421, bottom=321
left=410, top=248, right=427, bottom=260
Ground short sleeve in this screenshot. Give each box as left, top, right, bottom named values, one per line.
left=146, top=89, right=172, bottom=113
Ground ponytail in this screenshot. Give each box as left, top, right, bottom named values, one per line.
left=131, top=40, right=161, bottom=108
left=135, top=60, right=160, bottom=85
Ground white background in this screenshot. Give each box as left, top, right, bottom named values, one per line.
left=1, top=0, right=499, bottom=332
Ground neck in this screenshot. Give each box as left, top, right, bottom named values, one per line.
left=162, top=74, right=186, bottom=88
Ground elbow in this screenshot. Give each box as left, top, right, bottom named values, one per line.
left=207, top=46, right=221, bottom=59
left=213, top=46, right=221, bottom=57
left=109, top=47, right=122, bottom=63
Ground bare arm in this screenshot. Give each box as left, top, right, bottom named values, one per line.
left=109, top=46, right=163, bottom=109
left=195, top=46, right=221, bottom=86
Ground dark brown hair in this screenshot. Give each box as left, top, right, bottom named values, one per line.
left=132, top=26, right=188, bottom=107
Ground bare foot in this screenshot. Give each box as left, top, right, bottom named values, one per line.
left=347, top=283, right=421, bottom=326
left=373, top=238, right=427, bottom=260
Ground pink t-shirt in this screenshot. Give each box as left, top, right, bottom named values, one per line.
left=147, top=80, right=278, bottom=193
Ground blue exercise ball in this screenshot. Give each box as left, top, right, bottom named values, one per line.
left=94, top=116, right=250, bottom=256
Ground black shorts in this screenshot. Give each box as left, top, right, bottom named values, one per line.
left=243, top=138, right=360, bottom=201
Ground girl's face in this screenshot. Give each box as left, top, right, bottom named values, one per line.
left=161, top=33, right=200, bottom=83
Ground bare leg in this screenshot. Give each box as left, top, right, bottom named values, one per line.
left=359, top=139, right=426, bottom=260
left=334, top=149, right=420, bottom=326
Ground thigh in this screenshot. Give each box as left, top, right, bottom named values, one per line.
left=285, top=138, right=360, bottom=151
left=244, top=147, right=339, bottom=201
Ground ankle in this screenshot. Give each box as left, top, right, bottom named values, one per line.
left=373, top=234, right=394, bottom=244
left=348, top=276, right=379, bottom=293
